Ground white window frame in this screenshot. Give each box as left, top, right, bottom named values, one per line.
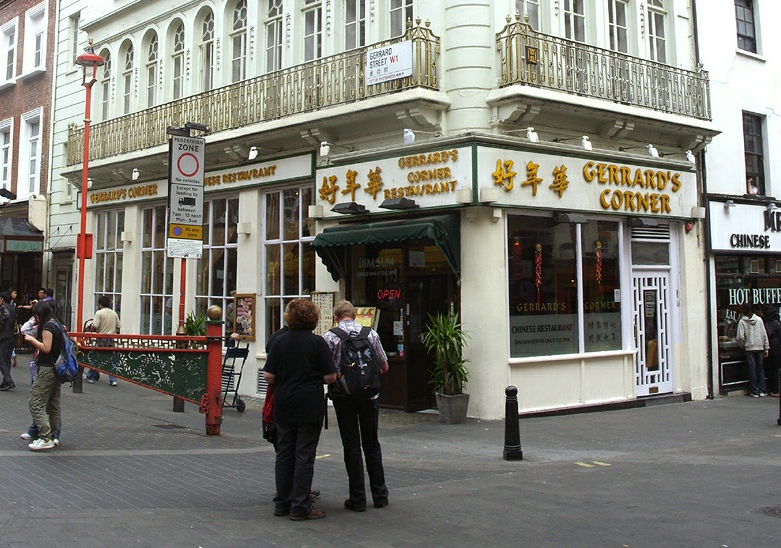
left=200, top=11, right=215, bottom=91
left=19, top=108, right=42, bottom=198
left=608, top=0, right=629, bottom=53
left=171, top=23, right=185, bottom=100
left=21, top=2, right=47, bottom=77
left=563, top=0, right=586, bottom=43
left=140, top=204, right=175, bottom=335
left=265, top=0, right=283, bottom=72
left=390, top=0, right=413, bottom=38
left=303, top=0, right=323, bottom=62
left=146, top=35, right=158, bottom=108
left=99, top=50, right=112, bottom=121
left=231, top=0, right=248, bottom=82
left=0, top=18, right=18, bottom=88
left=647, top=1, right=667, bottom=63
left=515, top=0, right=540, bottom=31
left=345, top=0, right=366, bottom=50
left=0, top=118, right=13, bottom=195
left=69, top=12, right=80, bottom=65
left=122, top=42, right=134, bottom=115
left=93, top=209, right=125, bottom=315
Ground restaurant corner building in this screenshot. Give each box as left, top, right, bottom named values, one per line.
left=310, top=135, right=710, bottom=419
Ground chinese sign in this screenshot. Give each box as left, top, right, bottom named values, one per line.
left=477, top=146, right=697, bottom=219
left=708, top=201, right=781, bottom=253
left=365, top=41, right=413, bottom=86
left=316, top=147, right=473, bottom=217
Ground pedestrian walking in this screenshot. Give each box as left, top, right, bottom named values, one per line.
left=85, top=296, right=121, bottom=386
left=0, top=291, right=17, bottom=390
left=262, top=299, right=336, bottom=521
left=24, top=301, right=63, bottom=451
left=323, top=300, right=390, bottom=512
left=737, top=304, right=769, bottom=398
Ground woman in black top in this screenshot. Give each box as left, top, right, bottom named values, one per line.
left=24, top=301, right=63, bottom=451
left=263, top=299, right=336, bottom=520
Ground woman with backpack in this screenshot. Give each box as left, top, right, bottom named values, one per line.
left=23, top=301, right=63, bottom=451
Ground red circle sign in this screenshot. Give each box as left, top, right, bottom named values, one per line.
left=177, top=153, right=200, bottom=177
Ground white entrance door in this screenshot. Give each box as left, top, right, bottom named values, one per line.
left=632, top=272, right=673, bottom=395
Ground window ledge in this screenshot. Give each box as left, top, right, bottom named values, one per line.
left=17, top=67, right=46, bottom=80
left=0, top=79, right=15, bottom=90
left=735, top=49, right=766, bottom=63
left=509, top=348, right=635, bottom=365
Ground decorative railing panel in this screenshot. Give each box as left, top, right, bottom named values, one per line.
left=496, top=15, right=710, bottom=120
left=67, top=20, right=440, bottom=166
left=77, top=334, right=208, bottom=403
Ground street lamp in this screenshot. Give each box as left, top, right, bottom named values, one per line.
left=74, top=39, right=104, bottom=334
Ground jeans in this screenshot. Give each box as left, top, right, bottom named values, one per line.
left=27, top=418, right=61, bottom=440
left=745, top=351, right=767, bottom=395
left=85, top=369, right=116, bottom=383
left=332, top=397, right=389, bottom=506
left=273, top=421, right=323, bottom=517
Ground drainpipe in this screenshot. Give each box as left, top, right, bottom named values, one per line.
left=692, top=0, right=714, bottom=399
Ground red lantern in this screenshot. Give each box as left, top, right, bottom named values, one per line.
left=595, top=240, right=603, bottom=286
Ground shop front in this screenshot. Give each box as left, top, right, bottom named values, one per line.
left=312, top=137, right=703, bottom=418
left=707, top=198, right=781, bottom=394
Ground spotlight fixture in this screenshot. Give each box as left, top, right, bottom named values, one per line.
left=619, top=144, right=659, bottom=157
left=319, top=141, right=356, bottom=157
left=248, top=145, right=283, bottom=160
left=686, top=150, right=696, bottom=164
left=0, top=188, right=16, bottom=200
left=553, top=136, right=592, bottom=151
left=131, top=168, right=140, bottom=181
left=767, top=202, right=778, bottom=211
left=331, top=201, right=367, bottom=215
left=527, top=127, right=539, bottom=143
left=402, top=128, right=442, bottom=144
left=379, top=197, right=418, bottom=210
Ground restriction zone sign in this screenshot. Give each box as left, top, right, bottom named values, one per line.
left=168, top=136, right=205, bottom=259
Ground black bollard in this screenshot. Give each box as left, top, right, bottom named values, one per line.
left=503, top=386, right=523, bottom=460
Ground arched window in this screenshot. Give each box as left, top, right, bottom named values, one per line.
left=172, top=22, right=185, bottom=99
left=231, top=0, right=247, bottom=82
left=201, top=11, right=215, bottom=91
left=266, top=0, right=283, bottom=72
left=303, top=0, right=322, bottom=61
left=122, top=43, right=134, bottom=114
left=146, top=34, right=158, bottom=107
left=100, top=50, right=112, bottom=121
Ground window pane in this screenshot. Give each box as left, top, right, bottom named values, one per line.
left=631, top=242, right=669, bottom=265
left=282, top=243, right=299, bottom=295
left=266, top=244, right=280, bottom=295
left=95, top=255, right=105, bottom=293
left=508, top=216, right=578, bottom=357
left=141, top=252, right=152, bottom=293
left=283, top=188, right=300, bottom=240
left=266, top=191, right=280, bottom=239
left=582, top=222, right=622, bottom=352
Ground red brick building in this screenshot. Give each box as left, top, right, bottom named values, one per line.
left=0, top=0, right=56, bottom=305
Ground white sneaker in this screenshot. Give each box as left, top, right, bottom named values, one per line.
left=110, top=381, right=117, bottom=386
left=20, top=433, right=33, bottom=440
left=86, top=378, right=94, bottom=384
left=53, top=438, right=59, bottom=446
left=28, top=438, right=55, bottom=451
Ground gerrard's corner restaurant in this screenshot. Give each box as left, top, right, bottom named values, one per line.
left=707, top=197, right=781, bottom=395
left=310, top=135, right=709, bottom=419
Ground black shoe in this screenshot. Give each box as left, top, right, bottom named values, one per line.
left=374, top=499, right=389, bottom=508
left=273, top=507, right=290, bottom=517
left=344, top=499, right=366, bottom=512
left=0, top=382, right=14, bottom=391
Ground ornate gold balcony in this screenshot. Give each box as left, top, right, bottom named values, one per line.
left=496, top=14, right=710, bottom=121
left=67, top=20, right=440, bottom=166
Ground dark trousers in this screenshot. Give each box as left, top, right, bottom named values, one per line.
left=764, top=351, right=781, bottom=395
left=332, top=397, right=388, bottom=506
left=273, top=421, right=322, bottom=517
left=0, top=337, right=14, bottom=386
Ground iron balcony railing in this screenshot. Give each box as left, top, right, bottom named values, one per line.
left=496, top=14, right=710, bottom=120
left=67, top=19, right=440, bottom=166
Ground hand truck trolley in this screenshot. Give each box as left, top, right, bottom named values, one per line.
left=221, top=344, right=249, bottom=413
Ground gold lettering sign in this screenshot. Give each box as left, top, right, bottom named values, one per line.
left=89, top=184, right=158, bottom=205
left=583, top=161, right=682, bottom=215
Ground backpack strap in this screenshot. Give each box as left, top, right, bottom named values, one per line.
left=329, top=327, right=348, bottom=341
left=359, top=326, right=371, bottom=337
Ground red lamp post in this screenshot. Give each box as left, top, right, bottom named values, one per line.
left=74, top=40, right=104, bottom=334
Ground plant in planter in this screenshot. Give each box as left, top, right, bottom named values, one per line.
left=422, top=305, right=470, bottom=424
left=183, top=312, right=207, bottom=348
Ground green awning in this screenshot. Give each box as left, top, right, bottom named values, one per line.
left=312, top=215, right=460, bottom=281
left=0, top=217, right=43, bottom=253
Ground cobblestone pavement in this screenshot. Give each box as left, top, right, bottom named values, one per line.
left=1, top=377, right=780, bottom=547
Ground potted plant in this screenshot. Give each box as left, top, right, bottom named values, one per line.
left=422, top=305, right=470, bottom=424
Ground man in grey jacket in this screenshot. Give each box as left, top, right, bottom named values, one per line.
left=736, top=304, right=769, bottom=397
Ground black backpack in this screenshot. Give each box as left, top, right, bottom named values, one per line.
left=328, top=326, right=381, bottom=400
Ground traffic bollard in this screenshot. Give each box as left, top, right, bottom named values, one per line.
left=503, top=385, right=523, bottom=461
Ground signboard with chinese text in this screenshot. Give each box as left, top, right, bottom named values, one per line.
left=365, top=41, right=413, bottom=86
left=708, top=201, right=781, bottom=253
left=476, top=146, right=697, bottom=219
left=316, top=147, right=473, bottom=217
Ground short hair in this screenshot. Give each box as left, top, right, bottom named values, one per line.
left=283, top=299, right=320, bottom=331
left=45, top=288, right=54, bottom=298
left=98, top=295, right=112, bottom=309
left=0, top=291, right=10, bottom=303
left=333, top=300, right=355, bottom=321
left=32, top=300, right=53, bottom=323
left=742, top=304, right=754, bottom=316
